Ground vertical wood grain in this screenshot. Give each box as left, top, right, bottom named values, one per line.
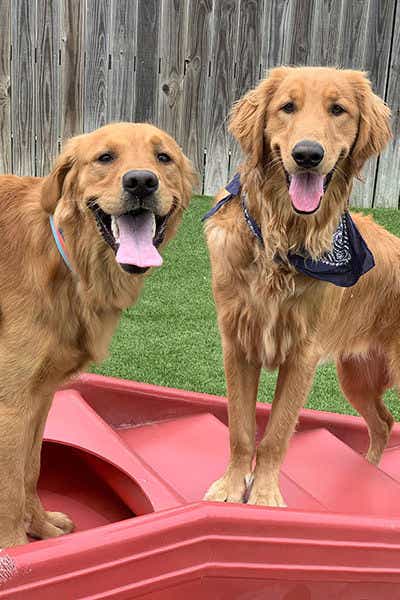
left=370, top=0, right=399, bottom=208
left=0, top=0, right=11, bottom=173
left=181, top=0, right=212, bottom=187
left=36, top=0, right=59, bottom=176
left=262, top=0, right=292, bottom=70
left=310, top=0, right=343, bottom=65
left=84, top=0, right=111, bottom=132
left=229, top=0, right=264, bottom=177
left=108, top=0, right=137, bottom=123
left=158, top=0, right=188, bottom=139
left=336, top=0, right=373, bottom=207
left=60, top=0, right=85, bottom=142
left=135, top=0, right=160, bottom=123
left=11, top=0, right=36, bottom=175
left=203, top=0, right=239, bottom=195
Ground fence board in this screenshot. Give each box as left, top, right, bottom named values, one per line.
left=158, top=0, right=187, bottom=140
left=362, top=0, right=395, bottom=208
left=370, top=1, right=400, bottom=208
left=11, top=0, right=36, bottom=175
left=108, top=0, right=137, bottom=123
left=135, top=0, right=160, bottom=123
left=336, top=0, right=371, bottom=207
left=36, top=0, right=59, bottom=176
left=229, top=0, right=264, bottom=178
left=84, top=0, right=111, bottom=132
left=0, top=0, right=11, bottom=173
left=1, top=0, right=399, bottom=207
left=310, top=0, right=343, bottom=66
left=60, top=0, right=85, bottom=142
left=262, top=0, right=291, bottom=70
left=284, top=0, right=316, bottom=66
left=204, top=0, right=239, bottom=195
left=181, top=0, right=212, bottom=187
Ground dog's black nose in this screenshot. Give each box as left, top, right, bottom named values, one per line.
left=292, top=141, right=324, bottom=168
left=122, top=170, right=159, bottom=198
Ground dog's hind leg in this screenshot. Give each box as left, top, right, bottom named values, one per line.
left=337, top=351, right=393, bottom=465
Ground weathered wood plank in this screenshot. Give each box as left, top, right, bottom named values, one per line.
left=108, top=0, right=137, bottom=123
left=262, top=0, right=292, bottom=70
left=204, top=0, right=239, bottom=195
left=361, top=0, right=395, bottom=208
left=310, top=0, right=343, bottom=66
left=181, top=0, right=213, bottom=186
left=60, top=0, right=85, bottom=141
left=283, top=0, right=316, bottom=66
left=0, top=0, right=11, bottom=173
left=370, top=1, right=399, bottom=208
left=36, top=0, right=59, bottom=176
left=0, top=0, right=398, bottom=207
left=84, top=0, right=111, bottom=132
left=135, top=0, right=160, bottom=123
left=11, top=0, right=36, bottom=175
left=336, top=0, right=372, bottom=207
left=229, top=0, right=264, bottom=177
left=158, top=0, right=188, bottom=140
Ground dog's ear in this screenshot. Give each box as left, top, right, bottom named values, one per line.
left=229, top=67, right=291, bottom=170
left=349, top=71, right=392, bottom=173
left=41, top=138, right=78, bottom=214
left=181, top=155, right=198, bottom=206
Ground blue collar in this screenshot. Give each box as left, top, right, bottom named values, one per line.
left=49, top=215, right=74, bottom=273
left=202, top=173, right=375, bottom=288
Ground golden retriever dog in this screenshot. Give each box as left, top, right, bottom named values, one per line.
left=204, top=66, right=394, bottom=508
left=0, top=122, right=195, bottom=546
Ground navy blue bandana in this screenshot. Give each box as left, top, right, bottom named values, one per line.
left=202, top=173, right=375, bottom=287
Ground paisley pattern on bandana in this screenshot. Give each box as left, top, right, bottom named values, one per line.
left=319, top=213, right=352, bottom=267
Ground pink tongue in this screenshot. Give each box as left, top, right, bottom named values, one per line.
left=289, top=173, right=324, bottom=213
left=115, top=212, right=163, bottom=268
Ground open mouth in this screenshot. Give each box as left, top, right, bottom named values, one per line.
left=88, top=201, right=174, bottom=274
left=284, top=169, right=334, bottom=215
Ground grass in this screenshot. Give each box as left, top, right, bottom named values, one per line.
left=92, top=196, right=400, bottom=421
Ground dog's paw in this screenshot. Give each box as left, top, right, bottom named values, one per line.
left=204, top=470, right=251, bottom=503
left=27, top=510, right=74, bottom=540
left=246, top=480, right=286, bottom=508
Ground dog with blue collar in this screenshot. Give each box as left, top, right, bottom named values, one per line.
left=203, top=66, right=396, bottom=510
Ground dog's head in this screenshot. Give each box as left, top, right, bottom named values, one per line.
left=42, top=123, right=196, bottom=274
left=230, top=66, right=391, bottom=215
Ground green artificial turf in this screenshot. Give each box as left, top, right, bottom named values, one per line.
left=92, top=197, right=400, bottom=421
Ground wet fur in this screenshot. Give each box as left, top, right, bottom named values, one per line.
left=0, top=122, right=195, bottom=546
left=204, top=67, right=395, bottom=506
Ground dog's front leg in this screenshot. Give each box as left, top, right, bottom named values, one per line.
left=0, top=404, right=29, bottom=547
left=24, top=394, right=74, bottom=539
left=247, top=347, right=318, bottom=507
left=204, top=340, right=261, bottom=503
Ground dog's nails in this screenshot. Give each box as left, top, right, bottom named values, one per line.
left=244, top=473, right=254, bottom=488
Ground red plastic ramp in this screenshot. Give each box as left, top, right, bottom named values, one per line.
left=0, top=374, right=399, bottom=599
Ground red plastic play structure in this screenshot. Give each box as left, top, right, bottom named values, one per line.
left=1, top=373, right=400, bottom=598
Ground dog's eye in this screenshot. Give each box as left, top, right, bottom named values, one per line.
left=157, top=152, right=172, bottom=163
left=331, top=104, right=346, bottom=116
left=281, top=102, right=295, bottom=114
left=97, top=153, right=115, bottom=163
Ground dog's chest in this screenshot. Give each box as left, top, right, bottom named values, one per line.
left=226, top=265, right=314, bottom=370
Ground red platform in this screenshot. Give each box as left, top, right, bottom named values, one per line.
left=1, top=374, right=400, bottom=598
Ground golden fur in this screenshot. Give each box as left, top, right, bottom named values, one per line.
left=0, top=122, right=195, bottom=546
left=204, top=67, right=395, bottom=507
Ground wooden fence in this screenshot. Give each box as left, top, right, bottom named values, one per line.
left=0, top=0, right=399, bottom=207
